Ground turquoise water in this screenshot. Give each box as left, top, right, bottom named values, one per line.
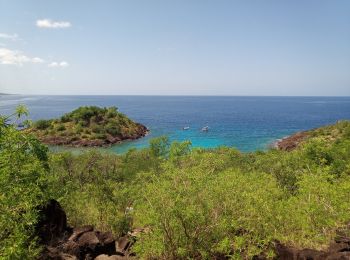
left=1, top=95, right=350, bottom=152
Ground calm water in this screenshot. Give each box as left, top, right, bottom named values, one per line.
left=1, top=95, right=350, bottom=152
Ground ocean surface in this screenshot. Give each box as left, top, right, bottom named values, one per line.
left=1, top=95, right=350, bottom=153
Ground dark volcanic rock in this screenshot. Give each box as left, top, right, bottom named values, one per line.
left=36, top=200, right=127, bottom=260
left=273, top=238, right=350, bottom=260
left=36, top=199, right=70, bottom=245
left=68, top=225, right=94, bottom=242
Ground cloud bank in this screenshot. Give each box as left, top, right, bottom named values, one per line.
left=36, top=19, right=71, bottom=29
left=0, top=48, right=44, bottom=66
left=0, top=33, right=19, bottom=41
left=0, top=48, right=69, bottom=68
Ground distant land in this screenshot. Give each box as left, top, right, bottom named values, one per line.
left=26, top=106, right=149, bottom=147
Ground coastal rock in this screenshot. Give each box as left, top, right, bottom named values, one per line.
left=276, top=131, right=309, bottom=151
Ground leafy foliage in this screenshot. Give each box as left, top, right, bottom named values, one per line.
left=48, top=121, right=350, bottom=259
left=0, top=107, right=50, bottom=259
left=1, top=104, right=350, bottom=260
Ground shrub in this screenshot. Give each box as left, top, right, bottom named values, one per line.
left=133, top=166, right=282, bottom=259
left=56, top=125, right=66, bottom=131
left=91, top=125, right=104, bottom=134
left=0, top=107, right=50, bottom=259
left=34, top=119, right=51, bottom=130
left=149, top=136, right=169, bottom=158
left=106, top=123, right=121, bottom=136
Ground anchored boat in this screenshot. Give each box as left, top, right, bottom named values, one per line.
left=201, top=126, right=209, bottom=132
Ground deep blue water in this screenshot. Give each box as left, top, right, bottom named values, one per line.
left=1, top=95, right=350, bottom=153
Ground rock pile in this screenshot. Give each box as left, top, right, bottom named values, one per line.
left=37, top=200, right=135, bottom=260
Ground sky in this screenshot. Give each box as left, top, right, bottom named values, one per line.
left=0, top=0, right=349, bottom=96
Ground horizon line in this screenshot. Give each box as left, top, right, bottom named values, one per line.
left=2, top=93, right=350, bottom=98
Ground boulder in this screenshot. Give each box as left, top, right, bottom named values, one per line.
left=61, top=230, right=118, bottom=259
left=41, top=246, right=78, bottom=260
left=116, top=236, right=131, bottom=254
left=36, top=200, right=120, bottom=259
left=36, top=199, right=69, bottom=245
left=68, top=225, right=94, bottom=241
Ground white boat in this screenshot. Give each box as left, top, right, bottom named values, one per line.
left=201, top=126, right=209, bottom=132
left=183, top=126, right=190, bottom=130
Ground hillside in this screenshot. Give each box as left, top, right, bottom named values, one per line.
left=27, top=106, right=148, bottom=146
left=2, top=107, right=350, bottom=259
left=276, top=120, right=350, bottom=151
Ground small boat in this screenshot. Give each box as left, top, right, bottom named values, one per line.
left=201, top=126, right=209, bottom=132
left=183, top=126, right=190, bottom=130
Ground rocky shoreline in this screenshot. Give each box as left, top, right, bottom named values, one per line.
left=38, top=123, right=149, bottom=148
left=27, top=106, right=150, bottom=148
left=274, top=131, right=310, bottom=151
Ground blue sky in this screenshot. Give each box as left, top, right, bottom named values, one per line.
left=0, top=0, right=349, bottom=95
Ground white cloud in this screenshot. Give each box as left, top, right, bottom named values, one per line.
left=0, top=33, right=19, bottom=41
left=48, top=61, right=69, bottom=68
left=59, top=61, right=69, bottom=67
left=36, top=19, right=71, bottom=29
left=0, top=48, right=44, bottom=66
left=48, top=62, right=58, bottom=67
left=32, top=57, right=45, bottom=63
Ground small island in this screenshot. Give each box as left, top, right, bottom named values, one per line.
left=27, top=106, right=148, bottom=147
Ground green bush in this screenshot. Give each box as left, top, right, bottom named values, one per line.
left=0, top=107, right=50, bottom=259
left=106, top=123, right=121, bottom=136
left=56, top=124, right=66, bottom=131
left=91, top=125, right=104, bottom=134
left=34, top=119, right=51, bottom=130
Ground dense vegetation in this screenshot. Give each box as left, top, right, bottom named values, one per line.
left=1, top=107, right=350, bottom=259
left=0, top=106, right=50, bottom=259
left=27, top=106, right=147, bottom=146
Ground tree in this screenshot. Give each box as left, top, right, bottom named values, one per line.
left=0, top=106, right=50, bottom=259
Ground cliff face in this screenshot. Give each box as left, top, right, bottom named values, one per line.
left=27, top=106, right=149, bottom=147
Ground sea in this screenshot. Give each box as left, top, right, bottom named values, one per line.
left=1, top=95, right=350, bottom=153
